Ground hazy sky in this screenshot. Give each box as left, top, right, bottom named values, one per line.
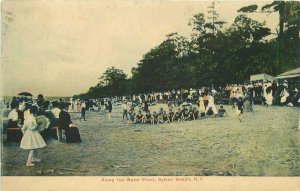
left=1, top=0, right=278, bottom=96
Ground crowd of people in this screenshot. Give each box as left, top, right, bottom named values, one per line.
left=5, top=94, right=81, bottom=167
left=112, top=79, right=299, bottom=107
left=2, top=78, right=299, bottom=166
left=120, top=91, right=244, bottom=125
left=123, top=103, right=230, bottom=124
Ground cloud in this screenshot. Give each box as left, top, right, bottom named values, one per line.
left=1, top=0, right=278, bottom=96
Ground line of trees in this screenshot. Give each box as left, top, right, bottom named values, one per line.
left=74, top=1, right=299, bottom=99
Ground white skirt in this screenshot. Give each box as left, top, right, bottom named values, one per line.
left=281, top=96, right=287, bottom=103
left=265, top=94, right=273, bottom=105
left=20, top=130, right=46, bottom=150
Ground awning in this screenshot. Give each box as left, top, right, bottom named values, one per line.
left=250, top=73, right=274, bottom=81
left=275, top=74, right=300, bottom=79
left=275, top=67, right=300, bottom=79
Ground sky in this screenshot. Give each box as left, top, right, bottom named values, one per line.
left=1, top=0, right=278, bottom=97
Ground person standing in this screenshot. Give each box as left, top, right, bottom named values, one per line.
left=143, top=101, right=149, bottom=113
left=235, top=97, right=244, bottom=122
left=77, top=99, right=81, bottom=113
left=198, top=94, right=205, bottom=117
left=121, top=101, right=128, bottom=120
left=80, top=100, right=87, bottom=121
left=20, top=106, right=46, bottom=167
left=244, top=93, right=254, bottom=112
left=106, top=100, right=113, bottom=119
left=205, top=93, right=217, bottom=116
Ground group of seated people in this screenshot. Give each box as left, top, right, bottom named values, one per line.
left=128, top=105, right=227, bottom=124
left=6, top=95, right=81, bottom=143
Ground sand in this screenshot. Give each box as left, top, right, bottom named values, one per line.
left=1, top=104, right=300, bottom=176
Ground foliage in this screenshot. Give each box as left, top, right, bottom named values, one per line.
left=76, top=2, right=299, bottom=99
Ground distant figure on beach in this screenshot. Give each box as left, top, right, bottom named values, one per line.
left=128, top=109, right=136, bottom=123
left=198, top=94, right=205, bottom=117
left=235, top=97, right=244, bottom=122
left=74, top=99, right=78, bottom=112
left=77, top=100, right=81, bottom=113
left=265, top=90, right=273, bottom=107
left=80, top=100, right=87, bottom=121
left=106, top=100, right=112, bottom=119
left=121, top=101, right=128, bottom=120
left=135, top=110, right=143, bottom=124
left=217, top=105, right=228, bottom=117
left=244, top=93, right=254, bottom=112
left=205, top=93, right=217, bottom=116
left=142, top=101, right=149, bottom=112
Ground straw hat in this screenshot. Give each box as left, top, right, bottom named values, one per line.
left=35, top=115, right=50, bottom=132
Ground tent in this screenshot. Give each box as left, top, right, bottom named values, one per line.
left=275, top=67, right=300, bottom=79
left=250, top=73, right=274, bottom=82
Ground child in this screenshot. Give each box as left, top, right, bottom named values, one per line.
left=177, top=108, right=183, bottom=120
left=192, top=107, right=199, bottom=120
left=128, top=110, right=136, bottom=123
left=20, top=105, right=46, bottom=167
left=106, top=100, right=112, bottom=119
left=173, top=111, right=181, bottom=122
left=236, top=97, right=244, bottom=122
left=135, top=110, right=143, bottom=124
left=152, top=111, right=159, bottom=124
left=162, top=111, right=168, bottom=123
left=182, top=108, right=190, bottom=121
left=144, top=111, right=152, bottom=124
left=217, top=105, right=228, bottom=117
left=188, top=106, right=194, bottom=120
left=168, top=109, right=174, bottom=123
left=157, top=110, right=164, bottom=123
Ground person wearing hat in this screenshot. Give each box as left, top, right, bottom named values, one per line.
left=58, top=102, right=81, bottom=143
left=41, top=101, right=58, bottom=139
left=20, top=105, right=46, bottom=167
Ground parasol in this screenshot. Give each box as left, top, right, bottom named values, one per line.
left=17, top=92, right=33, bottom=97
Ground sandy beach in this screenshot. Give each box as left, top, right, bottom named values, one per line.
left=1, top=104, right=300, bottom=176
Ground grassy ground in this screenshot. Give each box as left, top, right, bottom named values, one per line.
left=1, top=104, right=300, bottom=176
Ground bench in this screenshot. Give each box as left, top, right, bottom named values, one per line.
left=6, top=128, right=23, bottom=142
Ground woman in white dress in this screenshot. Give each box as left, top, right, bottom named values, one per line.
left=198, top=94, right=205, bottom=117
left=20, top=105, right=46, bottom=167
left=205, top=93, right=218, bottom=115
left=265, top=90, right=273, bottom=106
